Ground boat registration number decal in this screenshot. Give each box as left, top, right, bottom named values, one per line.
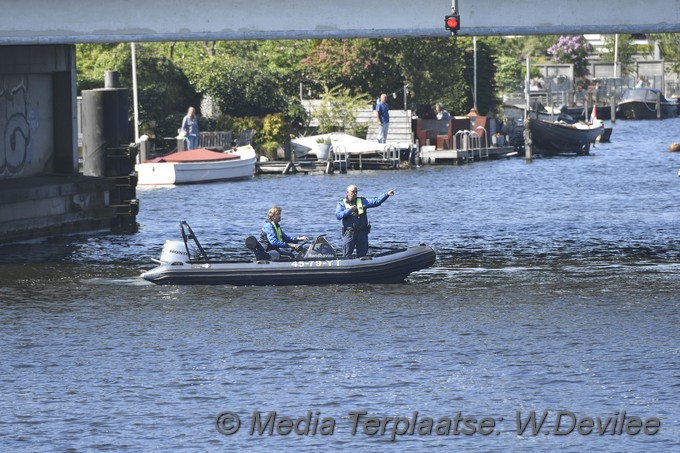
left=290, top=260, right=340, bottom=268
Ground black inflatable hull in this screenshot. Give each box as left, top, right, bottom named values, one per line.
left=141, top=245, right=436, bottom=286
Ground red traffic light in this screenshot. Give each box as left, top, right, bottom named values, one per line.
left=445, top=15, right=460, bottom=33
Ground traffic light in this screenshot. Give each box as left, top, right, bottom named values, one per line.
left=445, top=15, right=460, bottom=35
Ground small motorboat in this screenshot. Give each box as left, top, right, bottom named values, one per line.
left=615, top=88, right=678, bottom=120
left=141, top=222, right=436, bottom=286
left=135, top=145, right=256, bottom=185
left=526, top=118, right=604, bottom=155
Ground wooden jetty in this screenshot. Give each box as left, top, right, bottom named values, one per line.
left=256, top=110, right=523, bottom=173
left=256, top=154, right=350, bottom=175
left=256, top=160, right=333, bottom=175
left=415, top=116, right=517, bottom=165
left=419, top=145, right=516, bottom=165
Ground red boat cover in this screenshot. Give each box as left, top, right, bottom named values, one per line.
left=145, top=148, right=239, bottom=163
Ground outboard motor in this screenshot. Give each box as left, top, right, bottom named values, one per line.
left=159, top=240, right=190, bottom=264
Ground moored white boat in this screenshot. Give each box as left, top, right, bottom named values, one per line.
left=135, top=145, right=256, bottom=185
left=291, top=132, right=387, bottom=159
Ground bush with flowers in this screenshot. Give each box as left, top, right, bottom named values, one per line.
left=547, top=35, right=593, bottom=78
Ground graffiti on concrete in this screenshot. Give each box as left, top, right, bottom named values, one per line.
left=1, top=83, right=31, bottom=175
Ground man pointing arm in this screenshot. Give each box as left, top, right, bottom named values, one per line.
left=336, top=184, right=395, bottom=258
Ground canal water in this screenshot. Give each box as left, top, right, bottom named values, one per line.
left=1, top=119, right=679, bottom=451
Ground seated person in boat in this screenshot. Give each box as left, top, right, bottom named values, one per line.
left=259, top=206, right=308, bottom=260
left=336, top=184, right=395, bottom=258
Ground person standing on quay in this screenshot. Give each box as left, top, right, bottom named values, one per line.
left=435, top=103, right=451, bottom=121
left=336, top=184, right=395, bottom=258
left=375, top=94, right=390, bottom=144
left=180, top=106, right=199, bottom=150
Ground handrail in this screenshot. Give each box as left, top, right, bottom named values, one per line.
left=473, top=126, right=489, bottom=160
left=452, top=129, right=488, bottom=161
left=382, top=144, right=400, bottom=168
left=454, top=130, right=470, bottom=151
left=330, top=144, right=348, bottom=174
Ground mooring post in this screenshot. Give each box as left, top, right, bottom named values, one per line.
left=524, top=119, right=532, bottom=160
left=610, top=90, right=616, bottom=123
left=584, top=99, right=589, bottom=123
left=656, top=95, right=661, bottom=119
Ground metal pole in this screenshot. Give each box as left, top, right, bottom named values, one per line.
left=524, top=57, right=532, bottom=161
left=404, top=84, right=409, bottom=111
left=524, top=120, right=532, bottom=161
left=524, top=57, right=530, bottom=121
left=473, top=36, right=478, bottom=112
left=613, top=34, right=619, bottom=78
left=131, top=43, right=140, bottom=147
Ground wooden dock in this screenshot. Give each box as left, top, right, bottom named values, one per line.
left=419, top=145, right=517, bottom=165
left=255, top=159, right=348, bottom=175
left=255, top=144, right=517, bottom=174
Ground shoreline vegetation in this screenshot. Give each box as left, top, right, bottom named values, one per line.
left=76, top=34, right=680, bottom=151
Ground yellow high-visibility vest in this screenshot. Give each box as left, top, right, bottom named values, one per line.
left=343, top=198, right=364, bottom=215
left=271, top=222, right=283, bottom=241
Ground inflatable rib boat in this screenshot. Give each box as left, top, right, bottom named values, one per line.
left=141, top=222, right=436, bottom=286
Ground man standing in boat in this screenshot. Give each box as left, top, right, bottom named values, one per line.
left=336, top=184, right=395, bottom=258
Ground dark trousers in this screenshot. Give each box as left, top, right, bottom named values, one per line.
left=342, top=230, right=369, bottom=257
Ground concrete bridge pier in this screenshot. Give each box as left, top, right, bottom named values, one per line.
left=0, top=45, right=127, bottom=244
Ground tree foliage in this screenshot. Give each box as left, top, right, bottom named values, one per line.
left=599, top=34, right=638, bottom=77
left=547, top=35, right=593, bottom=78
left=495, top=54, right=524, bottom=94
left=76, top=43, right=199, bottom=139
left=76, top=33, right=680, bottom=147
left=314, top=85, right=372, bottom=134
left=76, top=43, right=119, bottom=92
left=167, top=41, right=307, bottom=135
left=649, top=34, right=680, bottom=77
left=300, top=36, right=497, bottom=116
left=396, top=37, right=465, bottom=114
left=302, top=38, right=403, bottom=99
left=186, top=54, right=286, bottom=117
left=461, top=37, right=498, bottom=115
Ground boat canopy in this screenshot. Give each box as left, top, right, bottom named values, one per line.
left=145, top=148, right=239, bottom=163
left=621, top=88, right=670, bottom=103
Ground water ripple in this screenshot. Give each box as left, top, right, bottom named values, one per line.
left=1, top=120, right=679, bottom=451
